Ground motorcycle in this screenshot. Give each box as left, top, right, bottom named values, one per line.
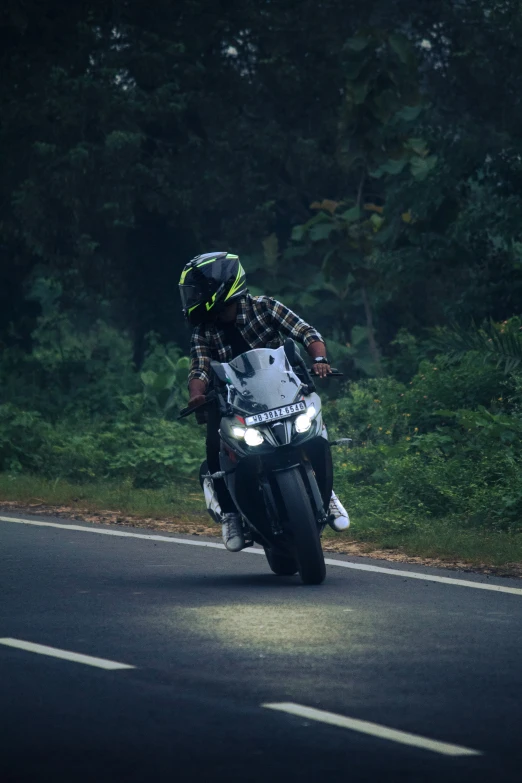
left=178, top=339, right=348, bottom=585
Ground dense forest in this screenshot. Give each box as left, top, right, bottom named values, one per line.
left=2, top=0, right=522, bottom=549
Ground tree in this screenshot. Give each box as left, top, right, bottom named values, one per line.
left=2, top=0, right=522, bottom=369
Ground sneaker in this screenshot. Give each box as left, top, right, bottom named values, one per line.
left=221, top=513, right=245, bottom=552
left=328, top=491, right=350, bottom=532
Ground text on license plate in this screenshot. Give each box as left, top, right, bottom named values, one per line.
left=245, top=401, right=306, bottom=426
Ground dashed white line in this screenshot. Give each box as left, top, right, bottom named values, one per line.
left=0, top=638, right=135, bottom=670
left=1, top=515, right=522, bottom=596
left=263, top=702, right=482, bottom=757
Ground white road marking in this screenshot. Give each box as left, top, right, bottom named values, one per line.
left=321, top=557, right=522, bottom=596
left=263, top=702, right=482, bottom=757
left=0, top=638, right=135, bottom=670
left=0, top=515, right=224, bottom=548
left=1, top=515, right=522, bottom=596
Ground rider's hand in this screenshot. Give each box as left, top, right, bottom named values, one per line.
left=188, top=394, right=206, bottom=409
left=189, top=394, right=207, bottom=424
left=313, top=362, right=331, bottom=378
left=188, top=394, right=208, bottom=424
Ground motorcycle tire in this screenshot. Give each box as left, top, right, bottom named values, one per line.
left=263, top=547, right=299, bottom=576
left=273, top=467, right=326, bottom=585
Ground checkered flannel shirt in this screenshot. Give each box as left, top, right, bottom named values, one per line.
left=188, top=294, right=323, bottom=386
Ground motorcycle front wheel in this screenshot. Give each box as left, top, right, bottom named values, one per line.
left=263, top=546, right=299, bottom=576
left=273, top=467, right=326, bottom=585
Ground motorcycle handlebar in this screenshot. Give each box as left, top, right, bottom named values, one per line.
left=177, top=390, right=217, bottom=420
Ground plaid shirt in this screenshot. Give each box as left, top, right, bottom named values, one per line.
left=188, top=294, right=323, bottom=386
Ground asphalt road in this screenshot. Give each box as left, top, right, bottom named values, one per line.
left=1, top=512, right=521, bottom=783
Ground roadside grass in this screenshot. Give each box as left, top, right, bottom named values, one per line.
left=0, top=473, right=206, bottom=520
left=389, top=525, right=522, bottom=567
left=1, top=473, right=521, bottom=571
left=323, top=522, right=522, bottom=569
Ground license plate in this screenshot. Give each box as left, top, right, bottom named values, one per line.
left=245, top=401, right=306, bottom=426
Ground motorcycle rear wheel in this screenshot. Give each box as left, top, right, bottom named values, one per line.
left=273, top=467, right=326, bottom=585
left=263, top=547, right=299, bottom=576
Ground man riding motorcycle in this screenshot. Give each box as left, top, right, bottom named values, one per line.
left=179, top=251, right=350, bottom=552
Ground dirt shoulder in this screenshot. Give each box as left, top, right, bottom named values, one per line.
left=1, top=500, right=521, bottom=580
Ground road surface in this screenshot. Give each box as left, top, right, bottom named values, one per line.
left=1, top=511, right=521, bottom=782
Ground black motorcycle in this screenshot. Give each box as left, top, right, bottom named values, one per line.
left=179, top=339, right=347, bottom=585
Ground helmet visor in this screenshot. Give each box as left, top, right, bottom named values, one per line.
left=179, top=283, right=206, bottom=313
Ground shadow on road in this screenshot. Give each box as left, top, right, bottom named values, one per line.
left=108, top=572, right=311, bottom=592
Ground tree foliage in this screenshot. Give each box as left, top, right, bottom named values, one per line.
left=433, top=319, right=522, bottom=375
left=3, top=0, right=522, bottom=363
left=3, top=1, right=522, bottom=534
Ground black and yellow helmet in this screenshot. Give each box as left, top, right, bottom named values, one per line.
left=179, top=252, right=247, bottom=325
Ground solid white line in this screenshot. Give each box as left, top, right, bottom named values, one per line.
left=321, top=557, right=522, bottom=595
left=1, top=514, right=521, bottom=596
left=0, top=638, right=135, bottom=670
left=263, top=702, right=482, bottom=757
left=0, top=516, right=225, bottom=549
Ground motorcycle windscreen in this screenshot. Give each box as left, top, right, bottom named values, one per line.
left=224, top=346, right=302, bottom=415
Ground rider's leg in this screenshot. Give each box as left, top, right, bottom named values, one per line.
left=206, top=404, right=245, bottom=551
left=320, top=422, right=350, bottom=532
left=206, top=404, right=235, bottom=512
left=328, top=490, right=350, bottom=532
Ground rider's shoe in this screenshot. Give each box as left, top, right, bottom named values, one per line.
left=328, top=491, right=350, bottom=532
left=221, top=513, right=245, bottom=552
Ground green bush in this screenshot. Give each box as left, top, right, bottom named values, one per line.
left=0, top=282, right=204, bottom=487
left=0, top=404, right=53, bottom=474
left=99, top=415, right=204, bottom=488
left=0, top=402, right=204, bottom=487
left=3, top=284, right=522, bottom=538
left=327, top=350, right=522, bottom=534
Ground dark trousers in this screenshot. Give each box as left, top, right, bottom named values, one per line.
left=206, top=402, right=236, bottom=513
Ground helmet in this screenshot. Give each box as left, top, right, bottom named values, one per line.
left=179, top=252, right=247, bottom=325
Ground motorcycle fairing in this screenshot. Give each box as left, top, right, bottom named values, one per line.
left=222, top=346, right=303, bottom=415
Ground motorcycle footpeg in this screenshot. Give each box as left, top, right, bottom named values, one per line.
left=210, top=470, right=235, bottom=480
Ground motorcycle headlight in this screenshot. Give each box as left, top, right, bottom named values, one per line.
left=244, top=427, right=264, bottom=446
left=295, top=413, right=312, bottom=433
left=306, top=404, right=317, bottom=420
left=231, top=426, right=246, bottom=439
